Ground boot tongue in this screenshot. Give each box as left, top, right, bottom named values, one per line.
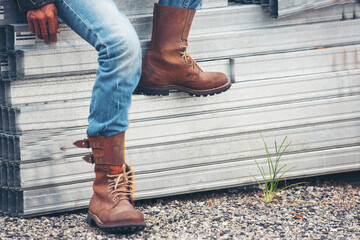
left=109, top=165, right=124, bottom=175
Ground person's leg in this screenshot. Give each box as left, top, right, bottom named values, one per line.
left=137, top=1, right=231, bottom=97
left=158, top=0, right=202, bottom=9
left=56, top=0, right=141, bottom=138
left=55, top=0, right=145, bottom=233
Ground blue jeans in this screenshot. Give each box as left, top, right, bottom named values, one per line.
left=55, top=0, right=202, bottom=137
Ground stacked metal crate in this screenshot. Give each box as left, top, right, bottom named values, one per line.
left=1, top=0, right=360, bottom=217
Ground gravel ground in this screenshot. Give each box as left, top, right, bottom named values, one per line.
left=1, top=172, right=359, bottom=240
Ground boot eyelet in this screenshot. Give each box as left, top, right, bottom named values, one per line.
left=104, top=167, right=108, bottom=170
left=184, top=60, right=187, bottom=63
left=180, top=45, right=183, bottom=49
left=113, top=198, right=117, bottom=201
left=109, top=193, right=112, bottom=197
left=107, top=189, right=110, bottom=192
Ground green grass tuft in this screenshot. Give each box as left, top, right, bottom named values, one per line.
left=251, top=132, right=305, bottom=203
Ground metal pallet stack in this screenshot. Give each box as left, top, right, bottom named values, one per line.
left=1, top=0, right=360, bottom=217
left=233, top=0, right=358, bottom=18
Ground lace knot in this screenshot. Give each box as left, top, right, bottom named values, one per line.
left=107, top=164, right=134, bottom=201
left=180, top=41, right=203, bottom=71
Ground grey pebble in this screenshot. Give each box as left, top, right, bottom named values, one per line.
left=0, top=180, right=359, bottom=239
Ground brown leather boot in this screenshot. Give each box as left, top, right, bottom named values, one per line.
left=137, top=3, right=231, bottom=97
left=73, top=132, right=146, bottom=233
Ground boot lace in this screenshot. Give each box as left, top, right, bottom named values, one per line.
left=180, top=40, right=203, bottom=71
left=107, top=164, right=134, bottom=201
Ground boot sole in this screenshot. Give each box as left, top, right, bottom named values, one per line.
left=136, top=81, right=232, bottom=97
left=86, top=212, right=146, bottom=233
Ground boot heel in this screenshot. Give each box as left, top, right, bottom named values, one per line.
left=136, top=86, right=170, bottom=96
left=86, top=213, right=96, bottom=227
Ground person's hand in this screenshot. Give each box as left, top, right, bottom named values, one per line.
left=26, top=3, right=60, bottom=44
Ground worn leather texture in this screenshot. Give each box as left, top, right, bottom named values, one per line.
left=88, top=164, right=145, bottom=225
left=73, top=132, right=126, bottom=165
left=139, top=3, right=230, bottom=92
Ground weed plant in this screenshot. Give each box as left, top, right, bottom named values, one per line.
left=252, top=132, right=305, bottom=203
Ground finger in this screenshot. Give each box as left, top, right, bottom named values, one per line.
left=47, top=15, right=57, bottom=43
left=39, top=18, right=49, bottom=44
left=55, top=16, right=60, bottom=33
left=53, top=7, right=60, bottom=33
left=33, top=20, right=43, bottom=40
left=27, top=12, right=36, bottom=33
left=27, top=19, right=35, bottom=33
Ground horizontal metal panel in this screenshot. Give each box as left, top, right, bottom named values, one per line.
left=276, top=0, right=355, bottom=17
left=188, top=19, right=360, bottom=60
left=20, top=146, right=360, bottom=216
left=231, top=44, right=360, bottom=82
left=15, top=117, right=360, bottom=189
left=9, top=18, right=360, bottom=79
left=201, top=0, right=228, bottom=8
left=3, top=59, right=230, bottom=106
left=6, top=4, right=346, bottom=52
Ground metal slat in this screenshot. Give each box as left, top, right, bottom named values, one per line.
left=276, top=0, right=355, bottom=18
left=16, top=115, right=360, bottom=189
left=9, top=18, right=360, bottom=79
left=20, top=145, right=360, bottom=216
left=6, top=4, right=346, bottom=52
left=231, top=45, right=360, bottom=82
left=187, top=19, right=360, bottom=60
left=4, top=59, right=230, bottom=106
left=202, top=0, right=228, bottom=8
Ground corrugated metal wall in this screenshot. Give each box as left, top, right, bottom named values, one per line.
left=0, top=0, right=359, bottom=216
